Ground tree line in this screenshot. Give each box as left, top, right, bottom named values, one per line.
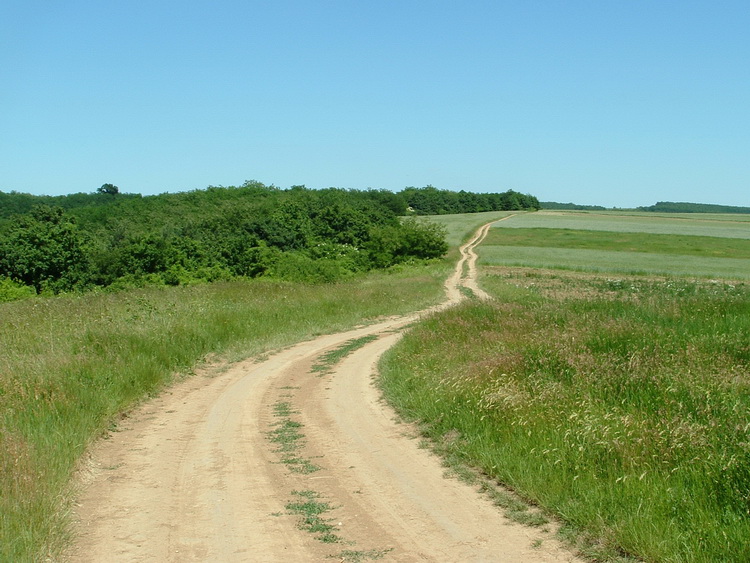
left=540, top=201, right=607, bottom=211
left=0, top=182, right=539, bottom=299
left=637, top=201, right=750, bottom=214
left=0, top=184, right=539, bottom=221
left=401, top=186, right=540, bottom=214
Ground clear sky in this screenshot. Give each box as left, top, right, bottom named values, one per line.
left=2, top=1, right=748, bottom=208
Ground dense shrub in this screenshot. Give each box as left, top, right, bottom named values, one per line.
left=0, top=276, right=36, bottom=302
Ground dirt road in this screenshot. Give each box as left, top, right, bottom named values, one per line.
left=67, top=221, right=579, bottom=562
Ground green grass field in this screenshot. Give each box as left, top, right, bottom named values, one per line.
left=380, top=210, right=750, bottom=562
left=479, top=211, right=750, bottom=279
left=0, top=265, right=448, bottom=562
left=421, top=210, right=518, bottom=247
left=497, top=210, right=750, bottom=238
left=484, top=228, right=750, bottom=258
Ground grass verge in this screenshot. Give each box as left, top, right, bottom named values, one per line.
left=0, top=264, right=447, bottom=562
left=379, top=269, right=750, bottom=562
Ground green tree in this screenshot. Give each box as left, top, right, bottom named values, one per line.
left=97, top=183, right=120, bottom=196
left=260, top=200, right=315, bottom=250
left=0, top=206, right=90, bottom=293
left=0, top=276, right=36, bottom=302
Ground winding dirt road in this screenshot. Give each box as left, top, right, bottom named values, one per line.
left=66, top=221, right=579, bottom=562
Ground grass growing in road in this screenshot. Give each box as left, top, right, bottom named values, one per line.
left=273, top=343, right=395, bottom=560
left=268, top=400, right=320, bottom=474
left=379, top=272, right=750, bottom=562
left=0, top=264, right=446, bottom=562
left=312, top=335, right=379, bottom=376
left=286, top=490, right=342, bottom=543
left=336, top=548, right=394, bottom=562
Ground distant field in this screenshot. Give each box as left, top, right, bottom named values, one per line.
left=585, top=210, right=750, bottom=223
left=495, top=210, right=750, bottom=238
left=423, top=211, right=517, bottom=247
left=480, top=211, right=750, bottom=279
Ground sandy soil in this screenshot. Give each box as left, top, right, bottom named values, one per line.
left=66, top=220, right=580, bottom=562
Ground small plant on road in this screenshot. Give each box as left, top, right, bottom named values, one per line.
left=267, top=401, right=320, bottom=474
left=286, top=490, right=342, bottom=543
left=333, top=548, right=394, bottom=562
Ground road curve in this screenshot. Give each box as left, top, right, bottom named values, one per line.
left=66, top=221, right=578, bottom=562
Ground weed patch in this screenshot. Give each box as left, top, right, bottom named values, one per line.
left=285, top=490, right=342, bottom=543
left=267, top=401, right=320, bottom=474
left=333, top=547, right=394, bottom=561
left=269, top=368, right=393, bottom=559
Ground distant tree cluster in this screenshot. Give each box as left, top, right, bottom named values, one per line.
left=0, top=182, right=450, bottom=296
left=401, top=186, right=540, bottom=215
left=0, top=181, right=542, bottom=299
left=0, top=184, right=539, bottom=222
left=0, top=184, right=138, bottom=220
left=97, top=183, right=120, bottom=196
left=637, top=202, right=750, bottom=214
left=540, top=201, right=607, bottom=211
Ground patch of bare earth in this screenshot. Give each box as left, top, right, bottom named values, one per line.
left=65, top=223, right=581, bottom=562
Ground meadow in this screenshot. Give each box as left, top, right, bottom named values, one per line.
left=496, top=210, right=750, bottom=238
left=478, top=211, right=750, bottom=279
left=4, top=208, right=749, bottom=562
left=0, top=265, right=448, bottom=561
left=379, top=210, right=750, bottom=561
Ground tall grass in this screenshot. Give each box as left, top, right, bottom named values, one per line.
left=379, top=272, right=750, bottom=561
left=0, top=265, right=448, bottom=561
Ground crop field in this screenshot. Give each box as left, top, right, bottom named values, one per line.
left=496, top=210, right=750, bottom=238
left=479, top=211, right=750, bottom=279
left=380, top=210, right=750, bottom=562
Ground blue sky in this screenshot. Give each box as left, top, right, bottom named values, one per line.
left=2, top=1, right=748, bottom=208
